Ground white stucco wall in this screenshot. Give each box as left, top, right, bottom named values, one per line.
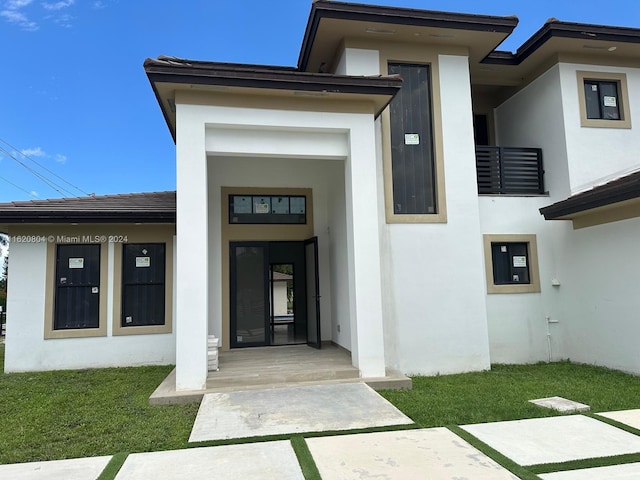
left=495, top=65, right=571, bottom=202
left=339, top=48, right=493, bottom=375
left=492, top=61, right=640, bottom=372
left=379, top=55, right=491, bottom=375
left=478, top=197, right=569, bottom=364
left=4, top=237, right=176, bottom=372
left=488, top=64, right=572, bottom=364
left=559, top=62, right=640, bottom=193
left=552, top=216, right=640, bottom=374
left=335, top=48, right=380, bottom=76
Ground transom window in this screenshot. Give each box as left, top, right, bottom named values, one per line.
left=229, top=195, right=306, bottom=224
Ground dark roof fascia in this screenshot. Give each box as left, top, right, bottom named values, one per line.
left=482, top=50, right=518, bottom=65
left=145, top=58, right=403, bottom=97
left=298, top=0, right=519, bottom=71
left=540, top=171, right=640, bottom=220
left=0, top=212, right=176, bottom=224
left=485, top=21, right=640, bottom=66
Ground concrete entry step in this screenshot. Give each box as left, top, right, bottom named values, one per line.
left=150, top=368, right=411, bottom=405
left=149, top=344, right=411, bottom=405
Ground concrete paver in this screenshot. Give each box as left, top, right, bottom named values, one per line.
left=0, top=456, right=112, bottom=480
left=114, top=441, right=303, bottom=480
left=597, top=409, right=640, bottom=431
left=462, top=415, right=640, bottom=466
left=539, top=462, right=640, bottom=479
left=306, top=427, right=521, bottom=479
left=529, top=396, right=590, bottom=413
left=189, top=382, right=413, bottom=442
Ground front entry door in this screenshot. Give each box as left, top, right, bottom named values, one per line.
left=230, top=240, right=320, bottom=348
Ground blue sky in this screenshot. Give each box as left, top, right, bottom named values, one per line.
left=0, top=0, right=638, bottom=203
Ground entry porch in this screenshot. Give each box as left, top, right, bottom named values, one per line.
left=151, top=344, right=411, bottom=405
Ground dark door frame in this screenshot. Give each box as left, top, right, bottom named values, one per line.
left=304, top=237, right=321, bottom=349
left=229, top=239, right=320, bottom=348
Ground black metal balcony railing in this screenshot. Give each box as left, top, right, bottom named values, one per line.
left=476, top=146, right=545, bottom=195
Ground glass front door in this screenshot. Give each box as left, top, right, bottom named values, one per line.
left=230, top=239, right=319, bottom=348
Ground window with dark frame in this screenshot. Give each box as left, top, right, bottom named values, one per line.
left=491, top=242, right=531, bottom=285
left=584, top=79, right=622, bottom=120
left=121, top=243, right=166, bottom=327
left=54, top=244, right=101, bottom=330
left=229, top=195, right=306, bottom=224
left=388, top=63, right=437, bottom=215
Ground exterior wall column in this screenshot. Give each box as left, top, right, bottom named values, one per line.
left=345, top=117, right=386, bottom=377
left=175, top=103, right=209, bottom=391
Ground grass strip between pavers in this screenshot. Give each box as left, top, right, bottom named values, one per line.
left=186, top=423, right=418, bottom=449
left=587, top=412, right=640, bottom=437
left=448, top=425, right=542, bottom=480
left=528, top=452, right=640, bottom=475
left=291, top=436, right=321, bottom=480
left=96, top=453, right=128, bottom=480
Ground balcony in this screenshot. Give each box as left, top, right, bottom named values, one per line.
left=476, top=146, right=545, bottom=195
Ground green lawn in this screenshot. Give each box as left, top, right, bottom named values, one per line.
left=2, top=341, right=640, bottom=477
left=380, top=361, right=640, bottom=427
left=0, top=342, right=199, bottom=464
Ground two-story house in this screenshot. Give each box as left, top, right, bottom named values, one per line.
left=1, top=1, right=639, bottom=393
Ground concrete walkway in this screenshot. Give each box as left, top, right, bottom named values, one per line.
left=3, top=387, right=640, bottom=479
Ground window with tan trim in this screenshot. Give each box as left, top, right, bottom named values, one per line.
left=577, top=71, right=631, bottom=129
left=44, top=242, right=108, bottom=339
left=112, top=233, right=174, bottom=336
left=380, top=53, right=447, bottom=224
left=483, top=234, right=541, bottom=294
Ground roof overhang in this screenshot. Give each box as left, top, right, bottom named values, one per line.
left=299, top=0, right=519, bottom=73
left=474, top=20, right=640, bottom=88
left=540, top=171, right=640, bottom=229
left=0, top=192, right=176, bottom=225
left=145, top=57, right=403, bottom=142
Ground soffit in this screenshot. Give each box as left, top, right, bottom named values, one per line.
left=146, top=59, right=402, bottom=141
left=472, top=38, right=640, bottom=90
left=303, top=17, right=513, bottom=74
left=473, top=21, right=640, bottom=89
